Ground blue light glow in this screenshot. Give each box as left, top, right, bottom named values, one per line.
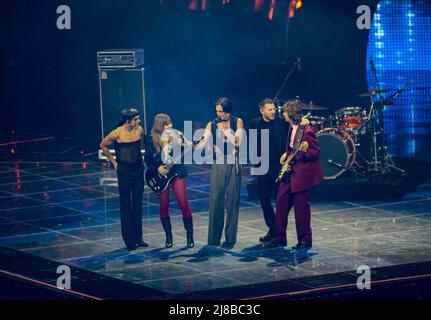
left=367, top=0, right=431, bottom=157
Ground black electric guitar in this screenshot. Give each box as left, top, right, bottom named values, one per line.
left=145, top=137, right=202, bottom=194
left=276, top=142, right=308, bottom=183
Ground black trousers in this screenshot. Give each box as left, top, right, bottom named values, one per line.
left=117, top=163, right=144, bottom=247
left=256, top=167, right=279, bottom=236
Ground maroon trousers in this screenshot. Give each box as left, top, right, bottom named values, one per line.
left=274, top=178, right=312, bottom=243
left=158, top=177, right=192, bottom=218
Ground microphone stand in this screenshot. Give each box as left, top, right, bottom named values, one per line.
left=328, top=159, right=365, bottom=180
left=273, top=59, right=300, bottom=114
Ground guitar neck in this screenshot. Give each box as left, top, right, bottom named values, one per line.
left=163, top=138, right=201, bottom=169
left=286, top=148, right=300, bottom=163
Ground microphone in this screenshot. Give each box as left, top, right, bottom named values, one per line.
left=392, top=89, right=402, bottom=99
left=392, top=82, right=409, bottom=99
left=212, top=117, right=223, bottom=125
left=328, top=159, right=344, bottom=168
left=297, top=57, right=301, bottom=71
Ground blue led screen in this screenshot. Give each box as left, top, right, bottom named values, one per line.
left=367, top=0, right=431, bottom=157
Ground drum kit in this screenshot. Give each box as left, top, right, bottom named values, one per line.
left=272, top=58, right=406, bottom=180
left=279, top=89, right=406, bottom=180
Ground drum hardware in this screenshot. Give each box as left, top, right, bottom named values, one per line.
left=302, top=101, right=329, bottom=110
left=369, top=60, right=406, bottom=174
left=365, top=59, right=405, bottom=175
left=356, top=89, right=391, bottom=97
left=317, top=127, right=370, bottom=180
left=353, top=143, right=371, bottom=168
left=304, top=71, right=407, bottom=180
left=357, top=83, right=409, bottom=98
left=325, top=115, right=337, bottom=128
left=307, top=115, right=326, bottom=132
left=379, top=100, right=395, bottom=106
left=327, top=158, right=345, bottom=168
left=327, top=158, right=364, bottom=179
left=335, top=106, right=368, bottom=136
left=275, top=97, right=329, bottom=114
left=270, top=67, right=407, bottom=179
left=316, top=128, right=357, bottom=179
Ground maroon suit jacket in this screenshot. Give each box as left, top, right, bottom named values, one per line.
left=286, top=124, right=323, bottom=193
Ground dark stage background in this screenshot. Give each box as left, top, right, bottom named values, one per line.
left=7, top=0, right=427, bottom=158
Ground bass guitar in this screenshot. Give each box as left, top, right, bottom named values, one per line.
left=145, top=136, right=202, bottom=194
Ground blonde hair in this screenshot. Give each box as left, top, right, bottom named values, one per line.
left=151, top=113, right=172, bottom=154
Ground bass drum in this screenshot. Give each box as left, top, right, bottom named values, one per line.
left=316, top=128, right=356, bottom=179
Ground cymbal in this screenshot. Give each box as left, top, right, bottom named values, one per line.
left=386, top=87, right=410, bottom=92
left=374, top=100, right=395, bottom=106
left=277, top=98, right=306, bottom=108
left=302, top=102, right=328, bottom=110
left=284, top=98, right=305, bottom=104
left=278, top=99, right=328, bottom=110
left=357, top=89, right=390, bottom=97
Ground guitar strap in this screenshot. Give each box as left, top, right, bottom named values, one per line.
left=276, top=126, right=306, bottom=183
left=292, top=126, right=305, bottom=153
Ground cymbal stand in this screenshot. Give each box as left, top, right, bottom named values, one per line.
left=366, top=60, right=405, bottom=175
left=367, top=98, right=380, bottom=172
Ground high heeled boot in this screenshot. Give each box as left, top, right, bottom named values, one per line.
left=160, top=216, right=173, bottom=248
left=183, top=217, right=194, bottom=248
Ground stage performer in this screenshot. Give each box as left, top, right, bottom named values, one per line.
left=100, top=108, right=148, bottom=251
left=249, top=99, right=288, bottom=243
left=144, top=114, right=194, bottom=248
left=250, top=98, right=310, bottom=243
left=199, top=97, right=244, bottom=248
left=265, top=100, right=323, bottom=249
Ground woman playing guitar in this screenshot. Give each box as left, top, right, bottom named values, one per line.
left=144, top=114, right=194, bottom=248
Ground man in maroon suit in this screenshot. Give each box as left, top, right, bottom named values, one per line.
left=265, top=100, right=323, bottom=249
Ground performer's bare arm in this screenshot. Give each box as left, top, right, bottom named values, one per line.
left=159, top=139, right=171, bottom=174
left=193, top=122, right=212, bottom=151
left=221, top=118, right=244, bottom=151
left=100, top=131, right=119, bottom=170
left=234, top=118, right=244, bottom=148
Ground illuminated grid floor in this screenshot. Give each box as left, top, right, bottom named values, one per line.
left=0, top=161, right=431, bottom=295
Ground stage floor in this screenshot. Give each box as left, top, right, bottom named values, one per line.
left=0, top=161, right=431, bottom=298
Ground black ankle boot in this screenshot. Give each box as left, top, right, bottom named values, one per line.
left=183, top=217, right=194, bottom=248
left=160, top=216, right=173, bottom=248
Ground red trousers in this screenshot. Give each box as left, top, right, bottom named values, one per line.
left=274, top=178, right=312, bottom=243
left=158, top=177, right=192, bottom=218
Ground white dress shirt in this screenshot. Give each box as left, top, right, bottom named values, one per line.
left=289, top=124, right=299, bottom=149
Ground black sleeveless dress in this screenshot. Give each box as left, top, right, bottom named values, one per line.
left=114, top=138, right=144, bottom=248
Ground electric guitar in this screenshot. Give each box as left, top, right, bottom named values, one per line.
left=276, top=142, right=308, bottom=183
left=145, top=136, right=202, bottom=194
